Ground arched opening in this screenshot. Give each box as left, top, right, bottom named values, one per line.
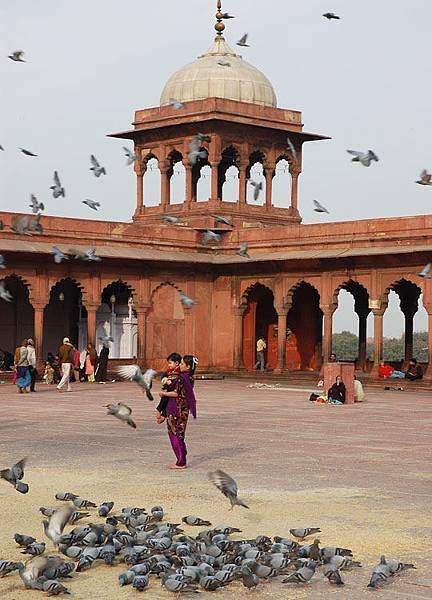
left=95, top=281, right=136, bottom=359
left=0, top=276, right=34, bottom=356
left=242, top=284, right=278, bottom=370
left=196, top=165, right=211, bottom=202
left=218, top=146, right=240, bottom=201
left=271, top=157, right=290, bottom=208
left=247, top=150, right=266, bottom=205
left=332, top=281, right=371, bottom=369
left=143, top=156, right=161, bottom=206
left=43, top=278, right=85, bottom=358
left=146, top=283, right=185, bottom=371
left=168, top=150, right=185, bottom=205
left=286, top=282, right=322, bottom=370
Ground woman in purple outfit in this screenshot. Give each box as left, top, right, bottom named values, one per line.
left=159, top=354, right=197, bottom=470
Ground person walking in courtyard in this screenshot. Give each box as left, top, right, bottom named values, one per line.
left=95, top=343, right=110, bottom=383
left=84, top=343, right=98, bottom=383
left=14, top=339, right=31, bottom=393
left=57, top=337, right=74, bottom=392
left=254, top=337, right=267, bottom=371
left=26, top=338, right=37, bottom=392
left=159, top=354, right=197, bottom=470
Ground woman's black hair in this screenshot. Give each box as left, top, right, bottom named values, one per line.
left=167, top=352, right=181, bottom=363
left=182, top=354, right=197, bottom=375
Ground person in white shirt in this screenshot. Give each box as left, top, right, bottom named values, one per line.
left=26, top=338, right=37, bottom=392
left=254, top=337, right=267, bottom=371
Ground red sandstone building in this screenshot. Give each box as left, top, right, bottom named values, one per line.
left=1, top=5, right=431, bottom=377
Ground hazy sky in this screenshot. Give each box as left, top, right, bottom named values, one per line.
left=1, top=0, right=430, bottom=335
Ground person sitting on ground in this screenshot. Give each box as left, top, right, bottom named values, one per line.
left=329, top=352, right=337, bottom=363
left=353, top=375, right=365, bottom=402
left=405, top=358, right=423, bottom=381
left=378, top=360, right=395, bottom=378
left=328, top=375, right=346, bottom=404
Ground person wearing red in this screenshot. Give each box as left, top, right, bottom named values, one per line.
left=378, top=361, right=394, bottom=378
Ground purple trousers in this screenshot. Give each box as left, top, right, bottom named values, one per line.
left=168, top=433, right=187, bottom=467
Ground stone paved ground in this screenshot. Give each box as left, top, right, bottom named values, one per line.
left=0, top=378, right=431, bottom=599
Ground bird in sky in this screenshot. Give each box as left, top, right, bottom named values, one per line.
left=52, top=246, right=69, bottom=264
left=418, top=263, right=431, bottom=278
left=346, top=149, right=379, bottom=167
left=19, top=147, right=37, bottom=157
left=0, top=457, right=28, bottom=493
left=115, top=365, right=157, bottom=401
left=208, top=469, right=249, bottom=510
left=323, top=12, right=340, bottom=20
left=50, top=171, right=65, bottom=198
left=82, top=199, right=100, bottom=211
left=237, top=242, right=250, bottom=259
left=248, top=179, right=263, bottom=201
left=90, top=155, right=106, bottom=177
left=123, top=146, right=138, bottom=166
left=416, top=169, right=432, bottom=185
left=29, top=194, right=44, bottom=214
left=221, top=12, right=235, bottom=19
left=105, top=402, right=136, bottom=429
left=287, top=137, right=297, bottom=161
left=179, top=291, right=198, bottom=308
left=169, top=98, right=185, bottom=109
left=313, top=199, right=330, bottom=214
left=237, top=34, right=249, bottom=47
left=9, top=50, right=25, bottom=62
left=188, top=137, right=208, bottom=166
left=0, top=145, right=4, bottom=151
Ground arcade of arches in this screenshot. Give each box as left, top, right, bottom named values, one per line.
left=1, top=270, right=430, bottom=378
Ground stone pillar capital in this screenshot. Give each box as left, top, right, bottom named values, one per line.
left=289, top=164, right=301, bottom=177
left=275, top=306, right=289, bottom=317
left=371, top=308, right=386, bottom=317
left=320, top=304, right=336, bottom=316
left=233, top=306, right=246, bottom=316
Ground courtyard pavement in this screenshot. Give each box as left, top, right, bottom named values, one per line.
left=0, top=378, right=431, bottom=599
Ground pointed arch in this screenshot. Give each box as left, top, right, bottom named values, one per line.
left=0, top=275, right=34, bottom=352
left=285, top=281, right=322, bottom=370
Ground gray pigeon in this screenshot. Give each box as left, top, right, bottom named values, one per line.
left=14, top=533, right=36, bottom=547
left=52, top=246, right=69, bottom=264
left=162, top=574, right=198, bottom=593
left=328, top=555, right=362, bottom=570
left=202, top=230, right=222, bottom=244
left=221, top=12, right=235, bottom=19
left=208, top=470, right=249, bottom=510
left=200, top=575, right=223, bottom=590
left=346, top=149, right=379, bottom=167
left=21, top=542, right=46, bottom=556
left=73, top=497, right=97, bottom=509
left=10, top=215, right=32, bottom=235
left=323, top=12, right=340, bottom=20
left=386, top=558, right=416, bottom=574
left=161, top=215, right=182, bottom=224
left=182, top=516, right=212, bottom=527
left=416, top=169, right=432, bottom=185
left=0, top=559, right=22, bottom=577
left=123, top=146, right=138, bottom=165
left=323, top=562, right=344, bottom=585
left=68, top=510, right=90, bottom=524
left=82, top=199, right=100, bottom=211
left=90, top=154, right=106, bottom=177
left=55, top=491, right=78, bottom=501
left=179, top=291, right=198, bottom=308
left=28, top=213, right=43, bottom=234
left=248, top=179, right=263, bottom=201
left=18, top=556, right=62, bottom=589
left=214, top=215, right=232, bottom=226
left=70, top=248, right=101, bottom=262
left=237, top=34, right=249, bottom=47
left=0, top=457, right=28, bottom=492
left=320, top=546, right=353, bottom=559
left=132, top=574, right=149, bottom=591
left=169, top=98, right=185, bottom=110
left=9, top=50, right=25, bottom=61
left=115, top=365, right=157, bottom=401
left=0, top=255, right=5, bottom=269
left=43, top=505, right=74, bottom=546
left=105, top=402, right=136, bottom=428
left=282, top=560, right=317, bottom=583
left=241, top=565, right=259, bottom=589
left=289, top=528, right=321, bottom=541
left=313, top=199, right=329, bottom=214
left=98, top=501, right=114, bottom=517
left=287, top=137, right=297, bottom=161
left=50, top=171, right=65, bottom=198
left=0, top=281, right=13, bottom=303
left=367, top=555, right=391, bottom=588
left=43, top=561, right=75, bottom=579
left=20, top=147, right=37, bottom=156
left=0, top=145, right=3, bottom=150
left=29, top=194, right=44, bottom=214
left=38, top=579, right=70, bottom=596
left=188, top=137, right=208, bottom=166
left=419, top=263, right=431, bottom=278
left=237, top=242, right=250, bottom=259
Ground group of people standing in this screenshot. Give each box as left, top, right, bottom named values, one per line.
left=13, top=339, right=37, bottom=393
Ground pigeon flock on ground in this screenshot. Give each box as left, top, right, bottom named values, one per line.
left=0, top=462, right=417, bottom=596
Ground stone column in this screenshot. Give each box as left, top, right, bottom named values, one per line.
left=33, top=303, right=45, bottom=370
left=321, top=306, right=335, bottom=363
left=134, top=163, right=145, bottom=215
left=210, top=162, right=219, bottom=201
left=274, top=308, right=288, bottom=373
left=184, top=163, right=193, bottom=205
left=159, top=161, right=170, bottom=209
left=404, top=312, right=415, bottom=361
left=238, top=163, right=247, bottom=204
left=289, top=165, right=300, bottom=215
left=86, top=305, right=98, bottom=348
left=135, top=305, right=150, bottom=365
left=265, top=164, right=274, bottom=209
left=371, top=309, right=385, bottom=372
left=233, top=307, right=245, bottom=369
left=356, top=310, right=369, bottom=370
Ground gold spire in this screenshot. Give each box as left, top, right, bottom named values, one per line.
left=215, top=0, right=225, bottom=37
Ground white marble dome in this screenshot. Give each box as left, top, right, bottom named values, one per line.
left=160, top=36, right=277, bottom=108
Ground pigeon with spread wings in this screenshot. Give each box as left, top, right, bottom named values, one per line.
left=115, top=365, right=157, bottom=401
left=208, top=469, right=249, bottom=510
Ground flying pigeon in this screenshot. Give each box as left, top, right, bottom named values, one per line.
left=82, top=199, right=100, bottom=211
left=237, top=34, right=249, bottom=47
left=115, top=365, right=157, bottom=401
left=70, top=248, right=101, bottom=262
left=0, top=282, right=13, bottom=303
left=248, top=179, right=263, bottom=201
left=123, top=146, right=138, bottom=165
left=179, top=291, right=198, bottom=308
left=237, top=242, right=250, bottom=259
left=169, top=98, right=185, bottom=109
left=323, top=12, right=340, bottom=20
left=161, top=215, right=182, bottom=224
left=217, top=60, right=231, bottom=67
left=221, top=12, right=235, bottom=19
left=214, top=215, right=231, bottom=226
left=52, top=246, right=69, bottom=264
left=418, top=262, right=432, bottom=278
left=416, top=169, right=432, bottom=185
left=19, top=147, right=37, bottom=156
left=90, top=154, right=106, bottom=177
left=188, top=137, right=208, bottom=166
left=105, top=402, right=137, bottom=428
left=0, top=458, right=28, bottom=492
left=290, top=528, right=321, bottom=541
left=0, top=255, right=5, bottom=269
left=202, top=230, right=222, bottom=245
left=0, top=145, right=3, bottom=151
left=313, top=199, right=329, bottom=214
left=287, top=137, right=297, bottom=161
left=50, top=171, right=65, bottom=198
left=43, top=504, right=74, bottom=546
left=9, top=50, right=25, bottom=62
left=346, top=149, right=379, bottom=166
left=29, top=194, right=44, bottom=214
left=208, top=470, right=249, bottom=510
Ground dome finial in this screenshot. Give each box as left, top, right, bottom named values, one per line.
left=215, top=0, right=225, bottom=37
